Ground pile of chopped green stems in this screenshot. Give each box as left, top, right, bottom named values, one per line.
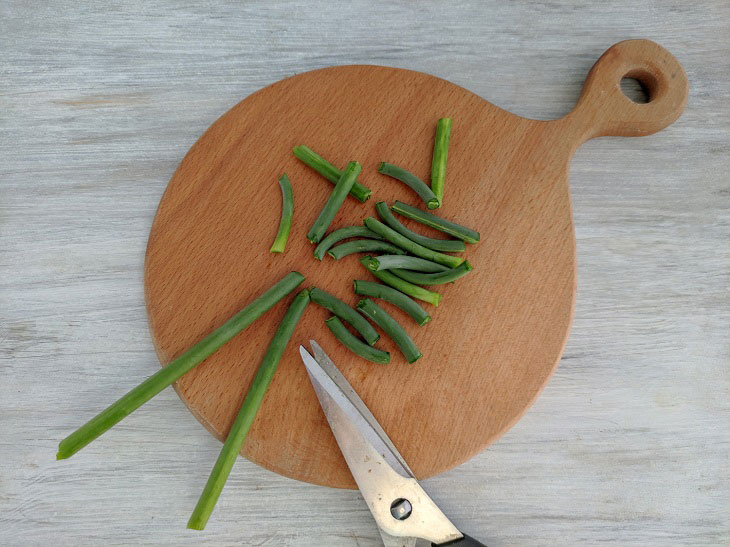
left=58, top=117, right=480, bottom=530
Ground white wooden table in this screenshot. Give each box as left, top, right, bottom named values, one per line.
left=2, top=2, right=728, bottom=545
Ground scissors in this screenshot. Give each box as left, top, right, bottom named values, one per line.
left=299, top=341, right=487, bottom=547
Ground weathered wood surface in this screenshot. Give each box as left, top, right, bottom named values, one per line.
left=1, top=1, right=728, bottom=545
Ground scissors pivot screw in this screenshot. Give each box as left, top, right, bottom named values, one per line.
left=390, top=498, right=412, bottom=521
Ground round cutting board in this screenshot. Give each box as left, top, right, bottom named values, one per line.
left=144, top=40, right=687, bottom=488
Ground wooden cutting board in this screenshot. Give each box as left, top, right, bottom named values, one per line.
left=144, top=39, right=687, bottom=488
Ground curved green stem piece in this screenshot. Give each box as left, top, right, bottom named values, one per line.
left=378, top=162, right=439, bottom=209
left=328, top=240, right=406, bottom=260
left=309, top=287, right=379, bottom=345
left=269, top=174, right=294, bottom=253
left=430, top=118, right=452, bottom=205
left=356, top=298, right=421, bottom=363
left=313, top=226, right=383, bottom=260
left=392, top=261, right=473, bottom=285
left=369, top=255, right=448, bottom=273
left=392, top=200, right=480, bottom=244
left=375, top=201, right=465, bottom=253
left=353, top=280, right=431, bottom=326
left=325, top=316, right=390, bottom=364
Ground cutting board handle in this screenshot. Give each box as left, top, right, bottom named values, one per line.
left=565, top=39, right=688, bottom=141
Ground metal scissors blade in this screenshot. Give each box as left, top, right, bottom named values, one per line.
left=306, top=339, right=413, bottom=478
left=299, top=341, right=463, bottom=546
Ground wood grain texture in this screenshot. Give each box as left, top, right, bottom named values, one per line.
left=144, top=39, right=688, bottom=489
left=1, top=1, right=728, bottom=545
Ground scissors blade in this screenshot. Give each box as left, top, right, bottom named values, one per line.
left=299, top=341, right=463, bottom=546
left=307, top=339, right=413, bottom=478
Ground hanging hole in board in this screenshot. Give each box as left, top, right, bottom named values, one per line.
left=620, top=69, right=658, bottom=104
left=620, top=78, right=650, bottom=104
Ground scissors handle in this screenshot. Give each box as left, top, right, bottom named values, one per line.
left=433, top=534, right=487, bottom=546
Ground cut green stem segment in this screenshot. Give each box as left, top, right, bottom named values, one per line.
left=313, top=226, right=383, bottom=260
left=392, top=261, right=473, bottom=285
left=378, top=162, right=439, bottom=209
left=369, top=255, right=449, bottom=273
left=392, top=200, right=480, bottom=244
left=328, top=240, right=406, bottom=261
left=293, top=145, right=371, bottom=202
left=375, top=201, right=465, bottom=253
left=309, top=287, right=379, bottom=345
left=307, top=161, right=362, bottom=244
left=430, top=118, right=452, bottom=205
left=56, top=271, right=305, bottom=461
left=187, top=289, right=310, bottom=531
left=269, top=174, right=294, bottom=253
left=353, top=280, right=431, bottom=326
left=325, top=316, right=390, bottom=364
left=356, top=298, right=421, bottom=364
left=360, top=256, right=441, bottom=307
left=363, top=217, right=464, bottom=269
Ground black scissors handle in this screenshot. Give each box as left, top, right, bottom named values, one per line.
left=434, top=533, right=487, bottom=546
